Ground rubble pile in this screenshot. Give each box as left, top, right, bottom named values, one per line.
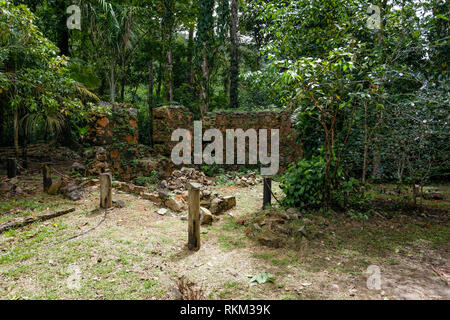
left=113, top=172, right=236, bottom=222
left=47, top=178, right=85, bottom=201
left=86, top=147, right=110, bottom=176
left=0, top=178, right=23, bottom=198
left=234, top=172, right=262, bottom=187
left=162, top=167, right=214, bottom=191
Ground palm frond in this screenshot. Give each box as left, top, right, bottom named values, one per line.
left=74, top=83, right=100, bottom=102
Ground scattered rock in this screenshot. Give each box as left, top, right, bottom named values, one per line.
left=71, top=162, right=86, bottom=173
left=257, top=236, right=281, bottom=248
left=200, top=207, right=213, bottom=225
left=210, top=196, right=236, bottom=215
left=157, top=208, right=168, bottom=216
left=61, top=183, right=84, bottom=201
left=286, top=208, right=300, bottom=217
left=47, top=179, right=63, bottom=195
left=165, top=197, right=184, bottom=212
left=142, top=192, right=162, bottom=204
left=113, top=200, right=126, bottom=208
left=235, top=172, right=261, bottom=187
left=87, top=147, right=109, bottom=176
left=298, top=226, right=307, bottom=238
left=0, top=182, right=12, bottom=193
left=278, top=212, right=290, bottom=220
left=276, top=224, right=290, bottom=234
left=83, top=148, right=94, bottom=159
left=161, top=167, right=212, bottom=193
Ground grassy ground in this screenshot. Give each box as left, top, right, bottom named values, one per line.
left=0, top=174, right=449, bottom=300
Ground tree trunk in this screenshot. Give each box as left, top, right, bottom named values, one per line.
left=110, top=58, right=116, bottom=103
left=120, top=68, right=127, bottom=102
left=362, top=102, right=369, bottom=184
left=229, top=0, right=239, bottom=109
left=162, top=0, right=174, bottom=104
left=58, top=0, right=70, bottom=56
left=148, top=32, right=154, bottom=110
left=200, top=46, right=210, bottom=114
left=166, top=49, right=173, bottom=102
left=13, top=107, right=19, bottom=158
left=157, top=60, right=162, bottom=98
left=187, top=25, right=195, bottom=94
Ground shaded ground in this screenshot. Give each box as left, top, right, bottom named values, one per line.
left=0, top=168, right=449, bottom=300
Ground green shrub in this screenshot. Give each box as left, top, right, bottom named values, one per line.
left=135, top=170, right=159, bottom=186
left=280, top=156, right=371, bottom=211
left=135, top=176, right=150, bottom=186
left=280, top=156, right=326, bottom=209
left=200, top=164, right=225, bottom=177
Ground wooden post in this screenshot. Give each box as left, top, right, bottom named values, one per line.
left=263, top=177, right=272, bottom=209
left=186, top=182, right=201, bottom=251
left=7, top=158, right=17, bottom=179
left=42, top=164, right=52, bottom=192
left=100, top=173, right=112, bottom=208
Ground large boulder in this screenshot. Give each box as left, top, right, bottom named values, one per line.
left=142, top=192, right=162, bottom=204
left=61, top=183, right=84, bottom=201
left=71, top=162, right=86, bottom=174
left=47, top=179, right=63, bottom=195
left=0, top=182, right=12, bottom=193
left=165, top=197, right=184, bottom=212
left=200, top=207, right=213, bottom=225
left=210, top=196, right=236, bottom=215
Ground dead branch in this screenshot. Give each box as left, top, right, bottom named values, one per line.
left=0, top=208, right=75, bottom=234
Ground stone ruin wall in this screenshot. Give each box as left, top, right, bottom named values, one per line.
left=86, top=103, right=161, bottom=182
left=152, top=106, right=303, bottom=172
left=87, top=104, right=302, bottom=182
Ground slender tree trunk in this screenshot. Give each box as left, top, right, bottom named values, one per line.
left=200, top=45, right=210, bottom=114
left=157, top=61, right=162, bottom=98
left=166, top=49, right=173, bottom=102
left=22, top=131, right=28, bottom=169
left=120, top=77, right=126, bottom=102
left=229, top=0, right=239, bottom=108
left=187, top=25, right=195, bottom=93
left=362, top=102, right=369, bottom=184
left=110, top=58, right=116, bottom=103
left=13, top=107, right=19, bottom=158
left=162, top=0, right=174, bottom=104
left=120, top=65, right=127, bottom=102
left=148, top=32, right=154, bottom=110
left=224, top=70, right=230, bottom=98
left=58, top=0, right=70, bottom=56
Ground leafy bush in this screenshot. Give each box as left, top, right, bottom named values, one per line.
left=135, top=176, right=150, bottom=186
left=135, top=171, right=158, bottom=187
left=280, top=156, right=326, bottom=209
left=200, top=164, right=225, bottom=177
left=281, top=156, right=371, bottom=211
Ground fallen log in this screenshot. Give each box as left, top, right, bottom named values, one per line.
left=0, top=208, right=75, bottom=234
